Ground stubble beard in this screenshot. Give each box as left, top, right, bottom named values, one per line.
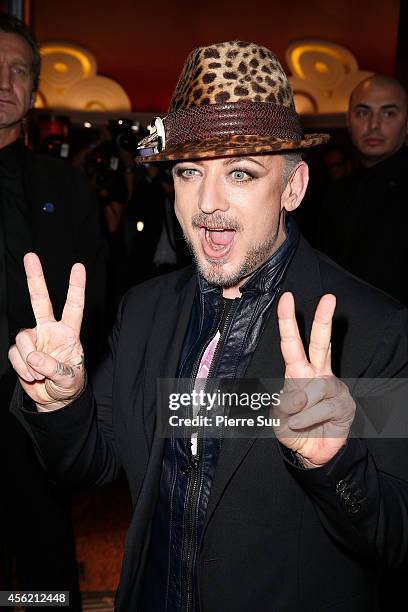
left=184, top=228, right=281, bottom=288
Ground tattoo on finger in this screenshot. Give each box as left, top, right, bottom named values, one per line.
left=73, top=354, right=85, bottom=370
left=55, top=362, right=75, bottom=378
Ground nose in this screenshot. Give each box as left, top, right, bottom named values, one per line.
left=0, top=64, right=11, bottom=91
left=198, top=171, right=230, bottom=215
left=368, top=110, right=381, bottom=132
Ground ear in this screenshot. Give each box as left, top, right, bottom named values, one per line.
left=281, top=161, right=309, bottom=212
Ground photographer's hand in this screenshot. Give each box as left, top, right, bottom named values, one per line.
left=8, top=253, right=86, bottom=411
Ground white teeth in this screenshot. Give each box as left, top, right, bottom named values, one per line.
left=205, top=229, right=224, bottom=251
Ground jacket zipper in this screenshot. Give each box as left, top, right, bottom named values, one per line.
left=182, top=451, right=201, bottom=612
left=205, top=299, right=236, bottom=382
left=182, top=298, right=237, bottom=612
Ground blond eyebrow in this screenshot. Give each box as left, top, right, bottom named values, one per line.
left=172, top=156, right=267, bottom=169
left=223, top=156, right=265, bottom=168
left=173, top=160, right=202, bottom=167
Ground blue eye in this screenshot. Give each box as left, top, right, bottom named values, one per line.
left=12, top=66, right=27, bottom=76
left=175, top=167, right=199, bottom=178
left=231, top=169, right=252, bottom=181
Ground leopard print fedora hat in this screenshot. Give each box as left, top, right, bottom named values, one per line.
left=136, top=40, right=329, bottom=161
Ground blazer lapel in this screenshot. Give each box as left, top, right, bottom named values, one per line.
left=204, top=235, right=325, bottom=531
left=142, top=267, right=197, bottom=451
left=117, top=268, right=197, bottom=606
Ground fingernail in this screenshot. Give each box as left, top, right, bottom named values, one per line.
left=25, top=371, right=35, bottom=382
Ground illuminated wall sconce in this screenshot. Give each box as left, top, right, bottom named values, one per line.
left=286, top=40, right=373, bottom=114
left=35, top=42, right=131, bottom=111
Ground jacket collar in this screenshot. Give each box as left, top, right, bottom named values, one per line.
left=283, top=232, right=325, bottom=304
left=354, top=145, right=408, bottom=181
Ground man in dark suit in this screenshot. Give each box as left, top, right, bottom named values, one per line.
left=0, top=14, right=106, bottom=608
left=317, top=75, right=408, bottom=305
left=8, top=41, right=408, bottom=612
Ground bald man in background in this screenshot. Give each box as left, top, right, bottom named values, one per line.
left=318, top=75, right=408, bottom=305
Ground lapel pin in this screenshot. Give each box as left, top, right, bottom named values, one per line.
left=42, top=202, right=55, bottom=213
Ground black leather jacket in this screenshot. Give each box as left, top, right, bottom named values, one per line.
left=141, top=219, right=299, bottom=611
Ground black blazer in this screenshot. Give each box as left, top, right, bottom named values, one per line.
left=12, top=236, right=408, bottom=612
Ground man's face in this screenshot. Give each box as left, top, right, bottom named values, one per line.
left=0, top=32, right=34, bottom=133
left=173, top=155, right=304, bottom=293
left=348, top=80, right=408, bottom=166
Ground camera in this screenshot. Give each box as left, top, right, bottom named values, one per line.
left=84, top=119, right=150, bottom=188
left=108, top=118, right=148, bottom=153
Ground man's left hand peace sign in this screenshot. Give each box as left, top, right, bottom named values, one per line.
left=274, top=292, right=356, bottom=468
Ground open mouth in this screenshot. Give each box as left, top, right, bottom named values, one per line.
left=199, top=226, right=236, bottom=260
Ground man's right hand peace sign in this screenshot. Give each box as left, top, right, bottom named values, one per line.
left=8, top=253, right=86, bottom=411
